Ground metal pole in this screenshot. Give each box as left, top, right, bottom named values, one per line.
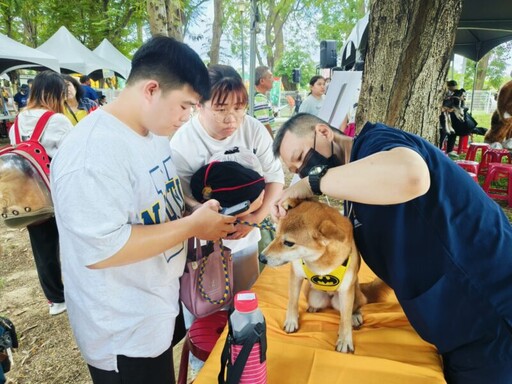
left=248, top=0, right=258, bottom=116
left=240, top=10, right=245, bottom=82
left=470, top=60, right=478, bottom=113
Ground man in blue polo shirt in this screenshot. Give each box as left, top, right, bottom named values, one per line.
left=79, top=75, right=99, bottom=103
left=271, top=113, right=512, bottom=384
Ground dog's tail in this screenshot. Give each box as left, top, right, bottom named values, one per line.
left=360, top=278, right=392, bottom=303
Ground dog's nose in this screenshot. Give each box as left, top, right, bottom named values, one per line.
left=258, top=253, right=268, bottom=264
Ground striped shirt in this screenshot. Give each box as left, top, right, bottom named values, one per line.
left=253, top=92, right=274, bottom=128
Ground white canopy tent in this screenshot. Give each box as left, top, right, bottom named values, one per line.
left=93, top=39, right=131, bottom=80
left=37, top=26, right=118, bottom=79
left=339, top=14, right=369, bottom=70
left=0, top=33, right=60, bottom=75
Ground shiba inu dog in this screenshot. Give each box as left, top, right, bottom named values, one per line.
left=259, top=198, right=388, bottom=353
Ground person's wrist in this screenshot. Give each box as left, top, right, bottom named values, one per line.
left=303, top=177, right=315, bottom=196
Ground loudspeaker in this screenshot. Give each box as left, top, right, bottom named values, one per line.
left=292, top=68, right=301, bottom=84
left=320, top=40, right=337, bottom=69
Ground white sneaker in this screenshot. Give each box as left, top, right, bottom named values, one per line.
left=48, top=302, right=67, bottom=316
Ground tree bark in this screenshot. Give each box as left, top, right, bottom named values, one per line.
left=356, top=0, right=462, bottom=142
left=264, top=0, right=295, bottom=69
left=147, top=0, right=169, bottom=36
left=475, top=53, right=490, bottom=90
left=167, top=0, right=185, bottom=40
left=208, top=0, right=223, bottom=65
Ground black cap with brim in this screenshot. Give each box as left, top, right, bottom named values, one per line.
left=190, top=161, right=265, bottom=207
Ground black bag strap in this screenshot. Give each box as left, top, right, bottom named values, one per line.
left=65, top=102, right=79, bottom=124
left=218, top=321, right=266, bottom=384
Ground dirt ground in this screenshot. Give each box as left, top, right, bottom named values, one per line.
left=0, top=222, right=90, bottom=383
left=0, top=220, right=191, bottom=384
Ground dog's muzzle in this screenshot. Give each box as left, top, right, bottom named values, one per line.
left=258, top=253, right=268, bottom=264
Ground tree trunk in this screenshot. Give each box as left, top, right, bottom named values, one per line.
left=265, top=1, right=292, bottom=70
left=167, top=1, right=185, bottom=41
left=208, top=0, right=223, bottom=65
left=356, top=0, right=462, bottom=142
left=147, top=0, right=169, bottom=36
left=475, top=53, right=490, bottom=90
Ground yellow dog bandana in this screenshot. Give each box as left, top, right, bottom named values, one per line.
left=302, top=257, right=350, bottom=292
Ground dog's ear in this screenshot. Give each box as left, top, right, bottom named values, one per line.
left=282, top=197, right=317, bottom=211
left=317, top=220, right=345, bottom=242
left=282, top=198, right=302, bottom=211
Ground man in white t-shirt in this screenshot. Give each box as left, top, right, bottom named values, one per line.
left=50, top=36, right=235, bottom=384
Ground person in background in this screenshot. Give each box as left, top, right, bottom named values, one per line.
left=299, top=75, right=326, bottom=116
left=272, top=113, right=512, bottom=384
left=253, top=66, right=275, bottom=138
left=27, top=78, right=34, bottom=90
left=13, top=84, right=30, bottom=111
left=98, top=95, right=107, bottom=106
left=62, top=75, right=98, bottom=125
left=325, top=77, right=331, bottom=94
left=51, top=36, right=234, bottom=384
left=79, top=75, right=99, bottom=103
left=446, top=80, right=466, bottom=107
left=9, top=71, right=73, bottom=316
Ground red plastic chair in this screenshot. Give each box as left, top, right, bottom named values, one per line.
left=457, top=135, right=470, bottom=154
left=478, top=148, right=512, bottom=177
left=481, top=163, right=512, bottom=207
left=465, top=142, right=490, bottom=161
left=177, top=311, right=228, bottom=384
left=454, top=159, right=479, bottom=174
left=467, top=172, right=479, bottom=182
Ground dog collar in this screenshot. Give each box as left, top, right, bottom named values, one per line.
left=302, top=257, right=350, bottom=292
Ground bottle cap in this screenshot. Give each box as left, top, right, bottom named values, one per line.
left=234, top=290, right=258, bottom=312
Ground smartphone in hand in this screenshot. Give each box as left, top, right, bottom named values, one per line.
left=219, top=200, right=250, bottom=216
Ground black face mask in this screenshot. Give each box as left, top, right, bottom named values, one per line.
left=297, top=132, right=341, bottom=178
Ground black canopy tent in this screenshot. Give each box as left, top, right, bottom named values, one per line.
left=339, top=0, right=512, bottom=112
left=341, top=0, right=512, bottom=68
left=454, top=0, right=512, bottom=62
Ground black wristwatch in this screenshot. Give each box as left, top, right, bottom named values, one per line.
left=308, top=165, right=329, bottom=195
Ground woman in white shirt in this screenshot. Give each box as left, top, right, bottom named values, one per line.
left=10, top=70, right=73, bottom=315
left=170, top=64, right=284, bottom=293
left=299, top=75, right=326, bottom=116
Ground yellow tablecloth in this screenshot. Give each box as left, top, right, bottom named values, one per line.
left=195, top=261, right=446, bottom=384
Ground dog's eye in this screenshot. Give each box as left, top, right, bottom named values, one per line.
left=283, top=240, right=295, bottom=247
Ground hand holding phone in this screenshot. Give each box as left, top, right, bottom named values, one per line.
left=219, top=200, right=251, bottom=216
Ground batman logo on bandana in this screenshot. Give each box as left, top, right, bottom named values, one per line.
left=311, top=275, right=340, bottom=286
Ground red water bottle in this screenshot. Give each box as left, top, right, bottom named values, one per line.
left=229, top=291, right=267, bottom=384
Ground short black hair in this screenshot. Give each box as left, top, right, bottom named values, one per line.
left=127, top=35, right=210, bottom=101
left=447, top=80, right=457, bottom=87
left=273, top=113, right=340, bottom=157
left=208, top=64, right=242, bottom=87
left=79, top=75, right=90, bottom=84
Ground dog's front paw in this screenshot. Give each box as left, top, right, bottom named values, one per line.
left=335, top=337, right=355, bottom=353
left=352, top=310, right=363, bottom=329
left=283, top=313, right=299, bottom=333
left=306, top=306, right=319, bottom=313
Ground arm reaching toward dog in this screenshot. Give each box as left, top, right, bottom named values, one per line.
left=272, top=147, right=430, bottom=220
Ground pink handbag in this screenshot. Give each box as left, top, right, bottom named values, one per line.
left=180, top=238, right=233, bottom=318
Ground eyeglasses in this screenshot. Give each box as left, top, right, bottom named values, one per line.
left=205, top=105, right=247, bottom=123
